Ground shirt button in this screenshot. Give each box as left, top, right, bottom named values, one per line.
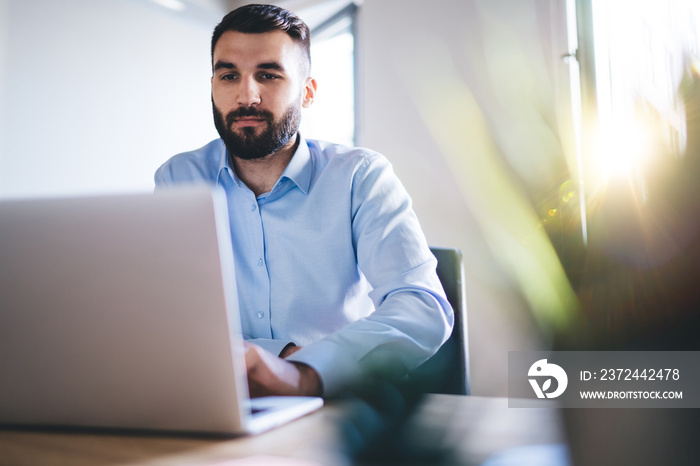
left=250, top=204, right=257, bottom=212
left=257, top=311, right=265, bottom=319
left=258, top=258, right=263, bottom=266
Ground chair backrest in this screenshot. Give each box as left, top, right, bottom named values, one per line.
left=409, top=247, right=470, bottom=395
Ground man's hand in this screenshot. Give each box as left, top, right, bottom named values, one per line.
left=244, top=342, right=322, bottom=397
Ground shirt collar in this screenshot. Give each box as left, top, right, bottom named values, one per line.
left=216, top=135, right=313, bottom=194
left=217, top=140, right=240, bottom=186
left=279, top=136, right=312, bottom=195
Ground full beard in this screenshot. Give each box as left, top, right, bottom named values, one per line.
left=213, top=101, right=301, bottom=161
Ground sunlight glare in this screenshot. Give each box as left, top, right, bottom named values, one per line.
left=592, top=120, right=651, bottom=180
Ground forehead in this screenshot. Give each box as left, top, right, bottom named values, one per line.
left=213, top=30, right=303, bottom=70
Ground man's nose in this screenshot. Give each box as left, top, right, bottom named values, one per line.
left=237, top=76, right=261, bottom=106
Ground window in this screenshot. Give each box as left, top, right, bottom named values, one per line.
left=299, top=3, right=357, bottom=146
left=576, top=0, right=700, bottom=196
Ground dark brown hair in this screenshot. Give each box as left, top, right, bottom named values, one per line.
left=211, top=4, right=311, bottom=73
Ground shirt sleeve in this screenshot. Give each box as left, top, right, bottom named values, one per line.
left=287, top=154, right=454, bottom=396
left=154, top=162, right=172, bottom=189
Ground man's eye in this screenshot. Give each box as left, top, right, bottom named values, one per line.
left=259, top=73, right=279, bottom=80
left=221, top=74, right=238, bottom=81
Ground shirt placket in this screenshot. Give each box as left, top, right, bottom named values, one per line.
left=251, top=196, right=271, bottom=336
left=219, top=168, right=272, bottom=339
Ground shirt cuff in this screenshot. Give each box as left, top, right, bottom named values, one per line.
left=286, top=339, right=362, bottom=397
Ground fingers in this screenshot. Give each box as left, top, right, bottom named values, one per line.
left=244, top=343, right=302, bottom=397
left=243, top=343, right=322, bottom=397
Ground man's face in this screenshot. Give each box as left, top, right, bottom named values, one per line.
left=211, top=30, right=315, bottom=160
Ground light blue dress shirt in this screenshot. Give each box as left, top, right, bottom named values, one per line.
left=154, top=137, right=453, bottom=395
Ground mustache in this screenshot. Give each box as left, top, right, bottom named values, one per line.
left=225, top=107, right=274, bottom=127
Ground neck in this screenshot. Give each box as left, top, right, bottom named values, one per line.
left=230, top=134, right=299, bottom=197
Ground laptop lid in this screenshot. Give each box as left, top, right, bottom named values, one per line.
left=0, top=187, right=255, bottom=434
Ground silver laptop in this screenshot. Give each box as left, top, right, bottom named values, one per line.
left=0, top=187, right=322, bottom=435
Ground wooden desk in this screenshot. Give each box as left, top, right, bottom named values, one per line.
left=0, top=395, right=567, bottom=465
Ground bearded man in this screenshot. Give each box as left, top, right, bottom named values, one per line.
left=155, top=4, right=453, bottom=398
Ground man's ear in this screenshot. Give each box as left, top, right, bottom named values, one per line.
left=302, top=77, right=317, bottom=108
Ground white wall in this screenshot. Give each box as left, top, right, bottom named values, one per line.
left=0, top=0, right=221, bottom=198
left=0, top=0, right=9, bottom=184
left=358, top=0, right=578, bottom=395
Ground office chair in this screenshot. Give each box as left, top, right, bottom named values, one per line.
left=409, top=247, right=470, bottom=395
left=343, top=248, right=470, bottom=464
